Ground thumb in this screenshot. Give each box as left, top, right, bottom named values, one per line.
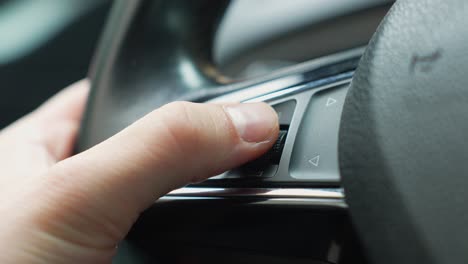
left=38, top=101, right=278, bottom=250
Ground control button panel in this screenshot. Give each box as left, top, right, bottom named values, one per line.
left=211, top=101, right=294, bottom=181
left=289, top=86, right=347, bottom=182
left=200, top=81, right=349, bottom=186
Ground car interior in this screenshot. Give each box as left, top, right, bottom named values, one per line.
left=2, top=0, right=467, bottom=263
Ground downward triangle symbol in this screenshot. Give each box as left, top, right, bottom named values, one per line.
left=308, top=155, right=320, bottom=167
left=326, top=97, right=337, bottom=107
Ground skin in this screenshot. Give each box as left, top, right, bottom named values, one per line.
left=0, top=80, right=279, bottom=263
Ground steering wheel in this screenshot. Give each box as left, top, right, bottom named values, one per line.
left=77, top=0, right=468, bottom=263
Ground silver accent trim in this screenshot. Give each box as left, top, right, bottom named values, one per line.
left=159, top=195, right=347, bottom=208
left=209, top=75, right=303, bottom=103
left=167, top=187, right=344, bottom=199
left=209, top=71, right=353, bottom=104
left=247, top=72, right=352, bottom=103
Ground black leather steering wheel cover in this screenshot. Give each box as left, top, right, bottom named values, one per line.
left=340, top=0, right=468, bottom=263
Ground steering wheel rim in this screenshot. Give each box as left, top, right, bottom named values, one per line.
left=340, top=0, right=468, bottom=263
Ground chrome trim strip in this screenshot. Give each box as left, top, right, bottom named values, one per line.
left=159, top=195, right=347, bottom=208
left=209, top=71, right=353, bottom=104
left=167, top=187, right=344, bottom=199
left=189, top=47, right=363, bottom=103
left=208, top=75, right=304, bottom=103
left=247, top=72, right=353, bottom=102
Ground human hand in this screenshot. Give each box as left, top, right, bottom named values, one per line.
left=0, top=80, right=278, bottom=263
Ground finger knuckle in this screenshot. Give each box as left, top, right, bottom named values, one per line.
left=156, top=101, right=201, bottom=150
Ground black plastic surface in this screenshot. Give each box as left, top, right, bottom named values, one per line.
left=112, top=199, right=367, bottom=264
left=340, top=0, right=468, bottom=263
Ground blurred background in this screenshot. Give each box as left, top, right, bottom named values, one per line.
left=0, top=0, right=111, bottom=128
left=0, top=0, right=392, bottom=129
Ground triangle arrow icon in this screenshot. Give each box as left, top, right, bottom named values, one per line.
left=326, top=97, right=337, bottom=107
left=308, top=155, right=320, bottom=167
